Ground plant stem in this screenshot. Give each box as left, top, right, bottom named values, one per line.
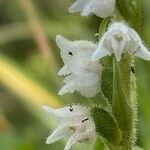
left=112, top=54, right=137, bottom=150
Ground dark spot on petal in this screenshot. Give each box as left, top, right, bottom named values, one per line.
left=82, top=118, right=89, bottom=123
left=68, top=52, right=73, bottom=55
left=69, top=105, right=73, bottom=112
left=69, top=108, right=73, bottom=112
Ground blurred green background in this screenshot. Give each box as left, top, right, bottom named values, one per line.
left=0, top=0, right=150, bottom=150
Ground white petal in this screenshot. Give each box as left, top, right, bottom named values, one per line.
left=68, top=0, right=115, bottom=18
left=134, top=45, right=150, bottom=61
left=81, top=1, right=92, bottom=17
left=64, top=133, right=79, bottom=150
left=64, top=126, right=95, bottom=150
left=58, top=65, right=71, bottom=76
left=129, top=28, right=141, bottom=42
left=63, top=74, right=74, bottom=83
left=111, top=37, right=126, bottom=62
left=92, top=0, right=116, bottom=18
left=43, top=105, right=89, bottom=120
left=68, top=0, right=90, bottom=13
left=60, top=73, right=100, bottom=97
left=74, top=73, right=100, bottom=97
left=58, top=81, right=76, bottom=95
left=42, top=105, right=60, bottom=118
left=56, top=35, right=97, bottom=52
left=109, top=22, right=129, bottom=34
left=91, top=33, right=110, bottom=61
left=46, top=125, right=69, bottom=144
left=56, top=35, right=98, bottom=75
left=56, top=35, right=101, bottom=97
left=129, top=28, right=150, bottom=60
left=91, top=46, right=110, bottom=61
left=79, top=82, right=100, bottom=97
left=55, top=35, right=71, bottom=51
left=68, top=73, right=99, bottom=87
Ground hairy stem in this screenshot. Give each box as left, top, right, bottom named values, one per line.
left=112, top=54, right=137, bottom=150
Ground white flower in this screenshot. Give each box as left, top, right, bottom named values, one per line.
left=91, top=22, right=150, bottom=62
left=42, top=105, right=96, bottom=150
left=68, top=0, right=116, bottom=18
left=56, top=35, right=101, bottom=97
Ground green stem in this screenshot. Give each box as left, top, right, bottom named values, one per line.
left=112, top=54, right=136, bottom=150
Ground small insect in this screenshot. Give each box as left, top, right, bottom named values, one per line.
left=130, top=67, right=135, bottom=74
left=82, top=118, right=89, bottom=123
left=69, top=105, right=73, bottom=112
left=68, top=52, right=73, bottom=55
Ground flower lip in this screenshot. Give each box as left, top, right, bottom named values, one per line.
left=91, top=22, right=150, bottom=62
left=42, top=105, right=96, bottom=150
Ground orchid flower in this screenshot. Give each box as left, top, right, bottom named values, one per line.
left=56, top=35, right=101, bottom=97
left=68, top=0, right=116, bottom=18
left=42, top=105, right=96, bottom=150
left=91, top=22, right=150, bottom=62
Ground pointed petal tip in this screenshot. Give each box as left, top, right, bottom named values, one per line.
left=91, top=54, right=99, bottom=62
left=58, top=90, right=63, bottom=96
left=42, top=105, right=54, bottom=114
left=55, top=35, right=63, bottom=42
left=45, top=136, right=54, bottom=145
left=55, top=35, right=69, bottom=50
left=45, top=139, right=51, bottom=144
left=57, top=70, right=62, bottom=76
left=42, top=105, right=57, bottom=117
left=57, top=72, right=62, bottom=76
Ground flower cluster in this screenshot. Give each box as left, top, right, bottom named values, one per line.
left=42, top=1, right=150, bottom=150
left=42, top=105, right=95, bottom=150
left=56, top=22, right=150, bottom=98
left=56, top=35, right=101, bottom=97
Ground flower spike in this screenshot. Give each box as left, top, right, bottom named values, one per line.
left=69, top=0, right=116, bottom=18
left=91, top=22, right=150, bottom=62
left=42, top=105, right=96, bottom=150
left=56, top=35, right=101, bottom=97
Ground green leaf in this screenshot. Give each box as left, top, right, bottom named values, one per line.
left=91, top=106, right=122, bottom=146
left=93, top=136, right=106, bottom=150
left=112, top=54, right=137, bottom=149
left=101, top=57, right=113, bottom=104
left=116, top=0, right=142, bottom=32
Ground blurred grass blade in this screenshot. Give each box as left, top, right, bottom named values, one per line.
left=0, top=56, right=60, bottom=108
left=0, top=55, right=61, bottom=127
left=0, top=21, right=92, bottom=45
left=19, top=0, right=53, bottom=62
left=0, top=113, right=13, bottom=131
left=117, top=0, right=142, bottom=32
